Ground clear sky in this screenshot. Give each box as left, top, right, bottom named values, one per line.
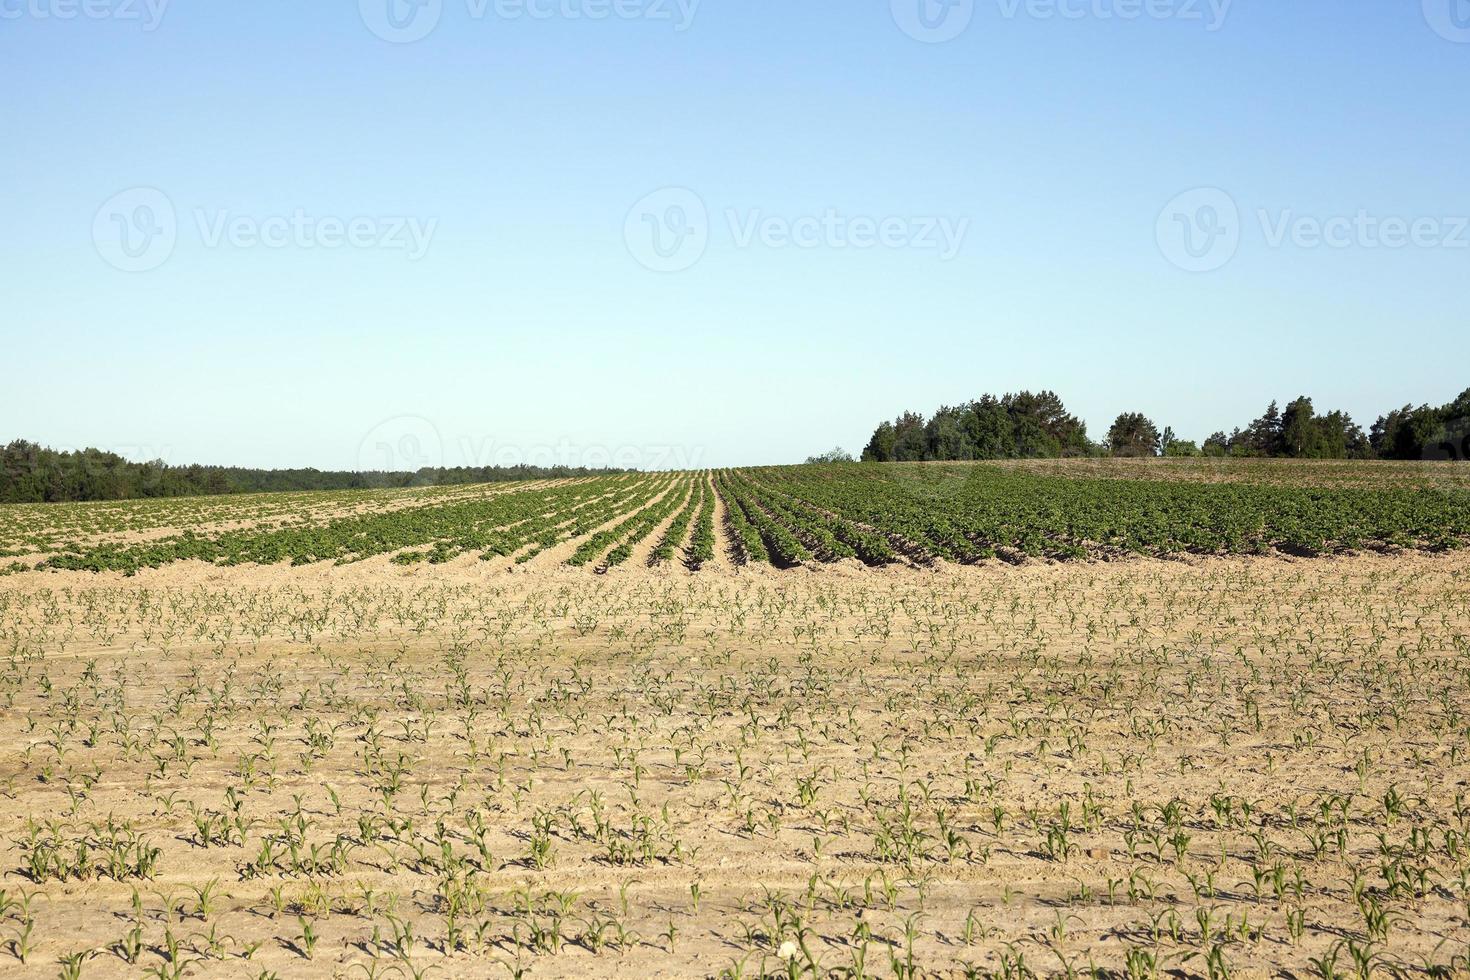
left=4, top=1, right=1467, bottom=471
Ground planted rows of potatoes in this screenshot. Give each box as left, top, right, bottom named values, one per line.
left=0, top=558, right=1467, bottom=976
left=5, top=462, right=1470, bottom=575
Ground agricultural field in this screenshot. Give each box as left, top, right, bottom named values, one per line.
left=4, top=461, right=1470, bottom=576
left=1, top=461, right=1469, bottom=977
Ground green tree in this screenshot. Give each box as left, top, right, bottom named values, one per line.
left=1006, top=391, right=1090, bottom=456
left=861, top=422, right=898, bottom=462
left=891, top=412, right=928, bottom=461
left=926, top=406, right=976, bottom=460
left=1163, top=439, right=1201, bottom=457
left=1108, top=413, right=1161, bottom=457
left=1280, top=397, right=1323, bottom=457
left=1373, top=388, right=1470, bottom=461
left=962, top=397, right=1016, bottom=458
left=1236, top=401, right=1285, bottom=457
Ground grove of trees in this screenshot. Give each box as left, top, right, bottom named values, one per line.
left=860, top=388, right=1470, bottom=464
left=1106, top=413, right=1161, bottom=457
left=861, top=392, right=1090, bottom=462
left=0, top=441, right=626, bottom=504
left=1202, top=397, right=1371, bottom=459
left=1370, top=388, right=1470, bottom=461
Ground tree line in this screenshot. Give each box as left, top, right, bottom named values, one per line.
left=860, top=388, right=1470, bottom=463
left=862, top=392, right=1091, bottom=463
left=0, top=440, right=627, bottom=504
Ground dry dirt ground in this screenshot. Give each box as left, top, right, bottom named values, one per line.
left=0, top=553, right=1468, bottom=978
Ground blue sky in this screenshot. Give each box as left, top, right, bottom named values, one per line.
left=3, top=1, right=1467, bottom=470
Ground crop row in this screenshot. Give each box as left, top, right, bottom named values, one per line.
left=15, top=462, right=1470, bottom=574
left=567, top=477, right=688, bottom=567
left=649, top=477, right=704, bottom=567
left=488, top=476, right=671, bottom=565
left=395, top=479, right=644, bottom=565
left=743, top=464, right=1470, bottom=561
left=40, top=477, right=650, bottom=574
left=725, top=471, right=899, bottom=565
left=715, top=472, right=810, bottom=566
left=685, top=479, right=717, bottom=567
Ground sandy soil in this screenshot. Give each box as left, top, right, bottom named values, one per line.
left=0, top=553, right=1467, bottom=978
